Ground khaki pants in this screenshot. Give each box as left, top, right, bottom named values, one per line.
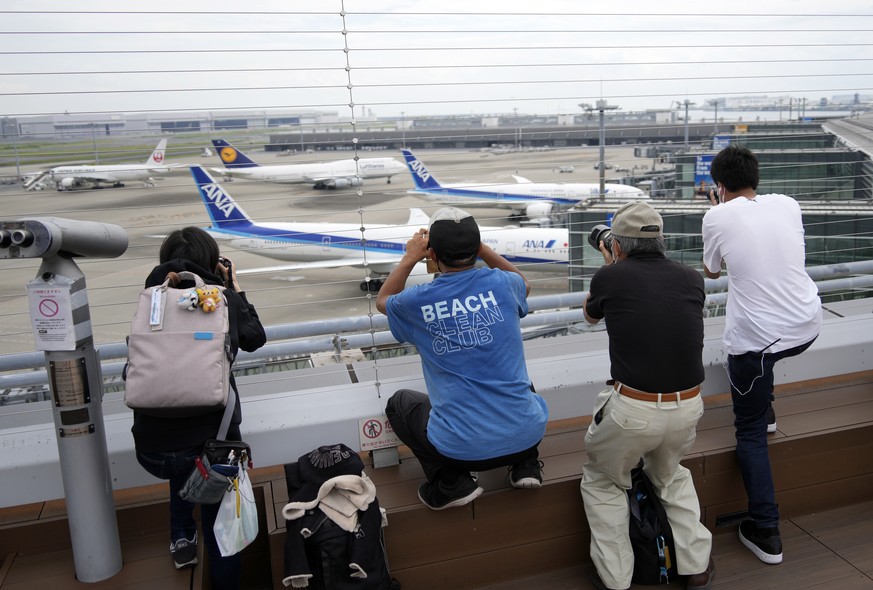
left=580, top=388, right=712, bottom=589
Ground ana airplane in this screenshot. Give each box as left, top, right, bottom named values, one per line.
left=401, top=149, right=647, bottom=225
left=188, top=166, right=568, bottom=291
left=209, top=139, right=407, bottom=189
left=24, top=139, right=173, bottom=191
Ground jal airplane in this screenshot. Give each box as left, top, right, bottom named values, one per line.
left=401, top=149, right=647, bottom=225
left=24, top=139, right=173, bottom=191
left=188, top=166, right=568, bottom=291
left=209, top=139, right=407, bottom=189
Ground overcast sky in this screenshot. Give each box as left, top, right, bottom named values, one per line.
left=2, top=1, right=872, bottom=119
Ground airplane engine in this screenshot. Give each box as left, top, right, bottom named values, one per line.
left=324, top=177, right=364, bottom=189
left=525, top=201, right=554, bottom=226
left=58, top=177, right=79, bottom=191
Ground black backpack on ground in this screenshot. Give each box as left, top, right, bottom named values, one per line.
left=627, top=465, right=678, bottom=585
left=300, top=516, right=399, bottom=590
left=281, top=447, right=400, bottom=590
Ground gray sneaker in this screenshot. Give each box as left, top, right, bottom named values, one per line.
left=767, top=406, right=777, bottom=433
left=170, top=533, right=198, bottom=569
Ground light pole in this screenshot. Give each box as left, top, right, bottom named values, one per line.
left=91, top=123, right=99, bottom=163
left=13, top=128, right=21, bottom=181
left=675, top=99, right=695, bottom=149
left=580, top=99, right=619, bottom=201
left=707, top=99, right=719, bottom=134
left=400, top=111, right=406, bottom=148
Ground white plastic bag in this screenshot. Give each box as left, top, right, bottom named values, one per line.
left=213, top=466, right=259, bottom=557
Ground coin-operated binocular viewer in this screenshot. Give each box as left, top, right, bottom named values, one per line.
left=0, top=218, right=127, bottom=583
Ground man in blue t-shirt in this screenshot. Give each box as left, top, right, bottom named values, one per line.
left=377, top=207, right=548, bottom=510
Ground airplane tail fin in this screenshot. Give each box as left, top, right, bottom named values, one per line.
left=401, top=149, right=442, bottom=190
left=212, top=139, right=259, bottom=168
left=189, top=166, right=255, bottom=229
left=406, top=208, right=431, bottom=226
left=145, top=139, right=168, bottom=166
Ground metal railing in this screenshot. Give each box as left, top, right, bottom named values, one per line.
left=2, top=260, right=873, bottom=399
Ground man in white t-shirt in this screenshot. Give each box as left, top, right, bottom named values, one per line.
left=702, top=145, right=822, bottom=566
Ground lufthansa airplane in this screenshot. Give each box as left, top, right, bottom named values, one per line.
left=189, top=166, right=568, bottom=291
left=209, top=139, right=407, bottom=189
left=24, top=139, right=173, bottom=191
left=401, top=149, right=647, bottom=224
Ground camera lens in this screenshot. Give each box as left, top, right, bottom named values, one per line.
left=587, top=224, right=613, bottom=252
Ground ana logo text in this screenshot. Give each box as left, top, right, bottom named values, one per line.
left=523, top=239, right=557, bottom=249
left=408, top=159, right=430, bottom=182
left=201, top=183, right=236, bottom=218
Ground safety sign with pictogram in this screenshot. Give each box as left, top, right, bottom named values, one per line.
left=358, top=415, right=401, bottom=451
left=26, top=282, right=76, bottom=350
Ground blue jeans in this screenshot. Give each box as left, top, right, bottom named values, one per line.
left=136, top=448, right=241, bottom=590
left=727, top=337, right=816, bottom=528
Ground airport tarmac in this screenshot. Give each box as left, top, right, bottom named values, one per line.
left=0, top=146, right=643, bottom=356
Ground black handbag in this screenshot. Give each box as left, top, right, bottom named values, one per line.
left=179, top=390, right=253, bottom=504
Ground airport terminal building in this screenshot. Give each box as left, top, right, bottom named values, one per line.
left=11, top=108, right=340, bottom=138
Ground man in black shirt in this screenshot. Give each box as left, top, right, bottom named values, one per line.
left=580, top=202, right=714, bottom=590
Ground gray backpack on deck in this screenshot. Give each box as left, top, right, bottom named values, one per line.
left=124, top=271, right=233, bottom=417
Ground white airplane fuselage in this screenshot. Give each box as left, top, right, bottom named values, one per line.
left=190, top=165, right=568, bottom=278
left=214, top=157, right=407, bottom=188
left=414, top=180, right=646, bottom=207
left=208, top=220, right=568, bottom=269
left=400, top=149, right=647, bottom=223
left=26, top=139, right=170, bottom=191
left=49, top=164, right=170, bottom=184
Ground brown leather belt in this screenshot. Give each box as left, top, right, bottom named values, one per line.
left=614, top=382, right=701, bottom=402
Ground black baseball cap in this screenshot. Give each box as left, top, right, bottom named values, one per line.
left=428, top=207, right=481, bottom=262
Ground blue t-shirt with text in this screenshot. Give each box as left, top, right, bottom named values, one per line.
left=385, top=267, right=548, bottom=460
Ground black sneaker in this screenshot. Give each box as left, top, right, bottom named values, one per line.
left=170, top=533, right=198, bottom=569
left=509, top=458, right=544, bottom=489
left=417, top=476, right=483, bottom=510
left=738, top=520, right=782, bottom=564
left=767, top=406, right=777, bottom=433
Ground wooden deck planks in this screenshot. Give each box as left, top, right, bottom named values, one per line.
left=2, top=371, right=872, bottom=589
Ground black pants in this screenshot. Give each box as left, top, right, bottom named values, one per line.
left=385, top=388, right=540, bottom=485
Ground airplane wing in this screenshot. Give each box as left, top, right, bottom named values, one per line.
left=66, top=172, right=121, bottom=183
left=238, top=256, right=403, bottom=276
left=150, top=164, right=189, bottom=175
left=512, top=176, right=534, bottom=184
left=211, top=167, right=254, bottom=176
left=304, top=175, right=350, bottom=183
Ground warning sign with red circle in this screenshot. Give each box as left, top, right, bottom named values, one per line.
left=358, top=415, right=400, bottom=451
left=26, top=282, right=76, bottom=351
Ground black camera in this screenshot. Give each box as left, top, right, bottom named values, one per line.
left=588, top=224, right=613, bottom=252
left=218, top=257, right=233, bottom=287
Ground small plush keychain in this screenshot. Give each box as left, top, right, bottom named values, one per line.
left=176, top=290, right=199, bottom=311
left=196, top=287, right=222, bottom=312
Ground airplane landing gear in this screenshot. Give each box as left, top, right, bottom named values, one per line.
left=359, top=278, right=384, bottom=292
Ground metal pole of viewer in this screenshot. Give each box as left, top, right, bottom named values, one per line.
left=3, top=222, right=126, bottom=585
left=31, top=256, right=122, bottom=582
